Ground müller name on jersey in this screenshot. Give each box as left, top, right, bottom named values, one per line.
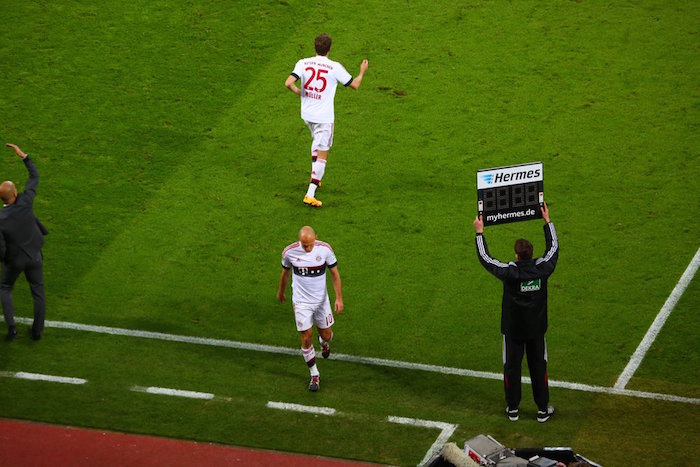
left=305, top=91, right=322, bottom=100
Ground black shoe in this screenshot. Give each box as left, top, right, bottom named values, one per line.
left=537, top=405, right=555, bottom=423
left=6, top=326, right=17, bottom=341
left=318, top=335, right=330, bottom=359
left=506, top=406, right=519, bottom=421
left=308, top=375, right=320, bottom=392
left=30, top=325, right=42, bottom=341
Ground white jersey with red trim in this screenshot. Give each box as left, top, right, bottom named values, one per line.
left=291, top=55, right=353, bottom=124
left=281, top=240, right=338, bottom=304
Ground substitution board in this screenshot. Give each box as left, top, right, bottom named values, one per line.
left=477, top=162, right=544, bottom=226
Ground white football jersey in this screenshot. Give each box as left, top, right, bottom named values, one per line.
left=281, top=240, right=338, bottom=304
left=291, top=55, right=353, bottom=123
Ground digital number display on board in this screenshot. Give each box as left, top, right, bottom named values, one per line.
left=477, top=162, right=544, bottom=226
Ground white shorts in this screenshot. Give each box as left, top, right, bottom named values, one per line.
left=305, top=121, right=334, bottom=153
left=293, top=298, right=334, bottom=332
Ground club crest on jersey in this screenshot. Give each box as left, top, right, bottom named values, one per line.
left=316, top=256, right=322, bottom=261
left=520, top=279, right=541, bottom=292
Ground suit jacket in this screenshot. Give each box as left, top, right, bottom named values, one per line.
left=0, top=157, right=46, bottom=266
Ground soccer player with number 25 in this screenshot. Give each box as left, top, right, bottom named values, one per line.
left=285, top=33, right=368, bottom=207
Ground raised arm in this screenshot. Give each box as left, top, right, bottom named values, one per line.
left=5, top=143, right=38, bottom=198
left=474, top=215, right=512, bottom=280
left=348, top=59, right=369, bottom=90
left=535, top=203, right=558, bottom=274
left=23, top=157, right=39, bottom=196
left=541, top=202, right=550, bottom=224
left=5, top=143, right=27, bottom=159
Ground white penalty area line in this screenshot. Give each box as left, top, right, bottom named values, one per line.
left=0, top=371, right=87, bottom=385
left=131, top=386, right=215, bottom=400
left=388, top=416, right=457, bottom=466
left=263, top=406, right=453, bottom=466
left=615, top=246, right=700, bottom=390
left=265, top=404, right=451, bottom=465
left=266, top=401, right=336, bottom=416
left=10, top=316, right=699, bottom=405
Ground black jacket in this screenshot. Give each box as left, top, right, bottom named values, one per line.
left=475, top=223, right=559, bottom=339
left=0, top=157, right=46, bottom=265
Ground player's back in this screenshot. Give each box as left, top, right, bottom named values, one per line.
left=293, top=55, right=352, bottom=123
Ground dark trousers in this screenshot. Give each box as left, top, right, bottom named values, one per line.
left=1, top=253, right=45, bottom=335
left=503, top=333, right=549, bottom=411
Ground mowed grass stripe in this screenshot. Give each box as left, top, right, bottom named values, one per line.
left=53, top=11, right=322, bottom=339
left=12, top=316, right=699, bottom=405
left=0, top=3, right=295, bottom=294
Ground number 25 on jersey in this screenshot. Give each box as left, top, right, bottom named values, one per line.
left=304, top=67, right=328, bottom=93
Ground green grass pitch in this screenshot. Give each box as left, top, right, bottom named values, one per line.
left=1, top=1, right=698, bottom=465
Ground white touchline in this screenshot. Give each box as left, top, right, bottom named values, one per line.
left=266, top=401, right=336, bottom=416
left=131, top=386, right=215, bottom=400
left=614, top=246, right=700, bottom=390
left=0, top=371, right=87, bottom=385
left=7, top=313, right=699, bottom=405
left=388, top=416, right=457, bottom=466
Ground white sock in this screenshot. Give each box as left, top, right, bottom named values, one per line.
left=306, top=183, right=318, bottom=198
left=312, top=158, right=326, bottom=182
left=306, top=159, right=327, bottom=198
left=302, top=346, right=319, bottom=376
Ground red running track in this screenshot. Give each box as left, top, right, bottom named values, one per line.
left=0, top=418, right=383, bottom=467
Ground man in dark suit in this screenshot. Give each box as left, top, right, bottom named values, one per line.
left=1, top=143, right=47, bottom=341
